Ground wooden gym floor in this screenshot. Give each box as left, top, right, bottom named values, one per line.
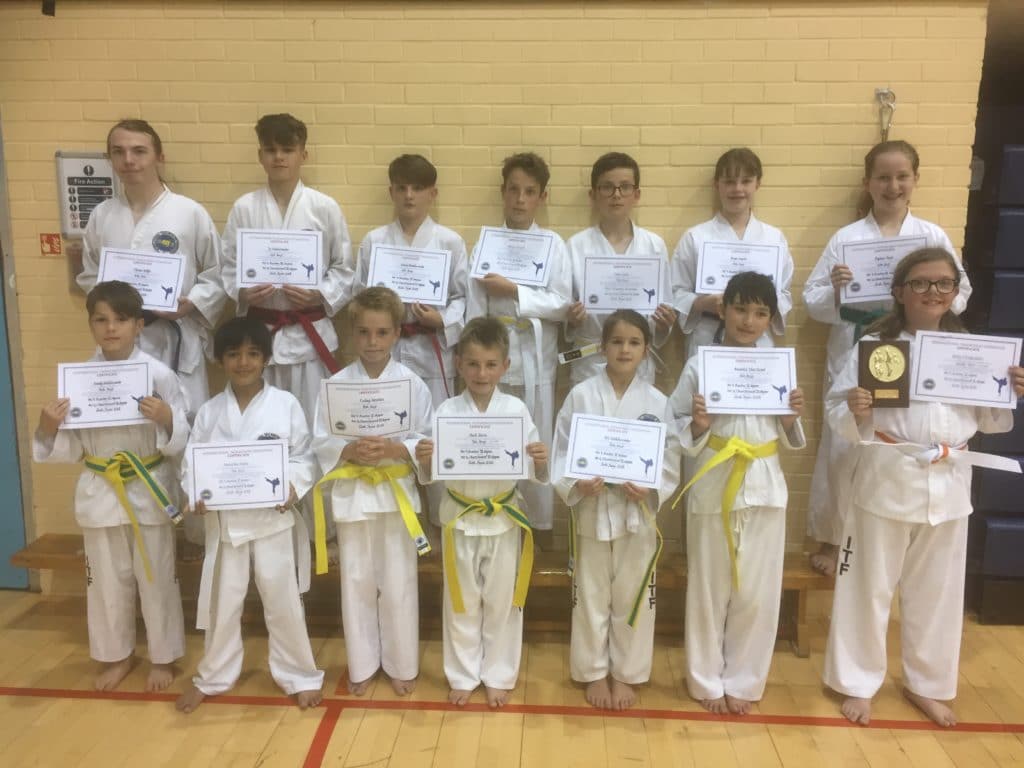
left=1, top=589, right=1023, bottom=767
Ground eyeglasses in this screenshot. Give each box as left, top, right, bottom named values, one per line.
left=595, top=182, right=637, bottom=197
left=902, top=278, right=959, bottom=295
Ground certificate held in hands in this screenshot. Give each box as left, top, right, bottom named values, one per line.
left=57, top=360, right=153, bottom=429
left=565, top=414, right=666, bottom=489
left=237, top=229, right=323, bottom=288
left=859, top=339, right=910, bottom=408
left=698, top=347, right=797, bottom=415
left=188, top=440, right=289, bottom=511
left=910, top=331, right=1022, bottom=409
left=97, top=247, right=185, bottom=311
left=323, top=379, right=414, bottom=438
left=433, top=415, right=528, bottom=481
left=470, top=226, right=554, bottom=287
left=367, top=243, right=452, bottom=307
left=582, top=256, right=663, bottom=313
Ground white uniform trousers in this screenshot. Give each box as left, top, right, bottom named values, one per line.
left=82, top=524, right=184, bottom=664
left=499, top=381, right=554, bottom=530
left=823, top=510, right=967, bottom=701
left=570, top=527, right=657, bottom=685
left=685, top=506, right=785, bottom=701
left=337, top=514, right=420, bottom=683
left=193, top=528, right=324, bottom=696
left=443, top=527, right=523, bottom=691
left=805, top=418, right=851, bottom=546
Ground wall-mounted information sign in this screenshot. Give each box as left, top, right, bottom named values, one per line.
left=55, top=151, right=119, bottom=238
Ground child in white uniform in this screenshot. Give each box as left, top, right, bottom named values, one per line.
left=466, top=152, right=572, bottom=531
left=415, top=318, right=548, bottom=708
left=176, top=317, right=324, bottom=714
left=312, top=287, right=434, bottom=696
left=803, top=140, right=973, bottom=576
left=566, top=153, right=676, bottom=386
left=671, top=272, right=805, bottom=716
left=823, top=247, right=1023, bottom=728
left=554, top=310, right=681, bottom=711
left=220, top=113, right=354, bottom=425
left=670, top=148, right=793, bottom=361
left=34, top=281, right=188, bottom=693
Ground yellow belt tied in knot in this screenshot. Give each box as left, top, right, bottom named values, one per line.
left=84, top=451, right=180, bottom=583
left=496, top=315, right=533, bottom=332
left=567, top=491, right=662, bottom=629
left=671, top=434, right=778, bottom=588
left=444, top=487, right=534, bottom=614
left=312, top=462, right=430, bottom=575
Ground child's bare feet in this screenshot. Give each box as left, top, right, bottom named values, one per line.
left=725, top=694, right=751, bottom=715
left=175, top=684, right=206, bottom=713
left=485, top=685, right=511, bottom=708
left=146, top=662, right=175, bottom=692
left=390, top=676, right=417, bottom=696
left=296, top=688, right=323, bottom=710
left=347, top=674, right=374, bottom=696
left=95, top=656, right=134, bottom=691
left=181, top=540, right=205, bottom=563
left=810, top=543, right=838, bottom=577
left=610, top=678, right=636, bottom=711
left=326, top=541, right=340, bottom=568
left=699, top=696, right=728, bottom=714
left=448, top=687, right=474, bottom=706
left=903, top=687, right=957, bottom=727
left=840, top=696, right=872, bottom=725
left=585, top=678, right=612, bottom=709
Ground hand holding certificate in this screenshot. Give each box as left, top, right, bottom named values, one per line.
left=57, top=360, right=153, bottom=429
left=470, top=226, right=554, bottom=287
left=367, top=244, right=452, bottom=306
left=323, top=379, right=414, bottom=438
left=698, top=347, right=797, bottom=415
left=840, top=236, right=927, bottom=304
left=582, top=256, right=663, bottom=313
left=695, top=242, right=782, bottom=295
left=910, top=331, right=1023, bottom=409
left=237, top=229, right=323, bottom=288
left=97, top=248, right=185, bottom=311
left=565, top=414, right=666, bottom=489
left=433, top=415, right=528, bottom=481
left=188, top=440, right=289, bottom=511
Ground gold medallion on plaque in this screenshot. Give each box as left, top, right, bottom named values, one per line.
left=867, top=344, right=905, bottom=383
left=858, top=339, right=910, bottom=408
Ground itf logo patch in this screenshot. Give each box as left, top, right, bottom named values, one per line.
left=152, top=231, right=180, bottom=253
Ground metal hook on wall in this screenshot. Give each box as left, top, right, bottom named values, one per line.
left=875, top=88, right=896, bottom=142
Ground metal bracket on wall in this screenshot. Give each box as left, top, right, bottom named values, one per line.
left=875, top=88, right=897, bottom=142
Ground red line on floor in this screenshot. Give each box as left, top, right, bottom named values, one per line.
left=304, top=701, right=343, bottom=768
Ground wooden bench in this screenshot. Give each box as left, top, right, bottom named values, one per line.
left=11, top=534, right=832, bottom=657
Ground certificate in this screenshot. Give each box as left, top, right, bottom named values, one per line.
left=237, top=228, right=323, bottom=288
left=582, top=256, right=663, bottom=313
left=840, top=236, right=928, bottom=304
left=698, top=346, right=797, bottom=415
left=433, top=415, right=528, bottom=481
left=57, top=360, right=153, bottom=429
left=470, top=226, right=554, bottom=287
left=565, top=414, right=666, bottom=489
left=188, top=440, right=289, bottom=511
left=910, top=331, right=1022, bottom=409
left=322, top=379, right=414, bottom=437
left=695, top=242, right=782, bottom=295
left=97, top=248, right=185, bottom=311
left=367, top=243, right=452, bottom=307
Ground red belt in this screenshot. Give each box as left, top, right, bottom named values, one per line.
left=247, top=306, right=340, bottom=375
left=401, top=322, right=450, bottom=397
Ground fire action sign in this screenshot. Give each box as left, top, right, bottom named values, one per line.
left=55, top=151, right=120, bottom=238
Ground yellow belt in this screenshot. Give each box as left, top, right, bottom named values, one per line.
left=496, top=314, right=543, bottom=413
left=444, top=487, right=533, bottom=613
left=496, top=315, right=533, bottom=331
left=312, top=462, right=430, bottom=575
left=84, top=451, right=179, bottom=582
left=671, top=434, right=778, bottom=588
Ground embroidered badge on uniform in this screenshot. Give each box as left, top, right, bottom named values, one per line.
left=257, top=433, right=281, bottom=441
left=637, top=413, right=660, bottom=422
left=151, top=231, right=180, bottom=253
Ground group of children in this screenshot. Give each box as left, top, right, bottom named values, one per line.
left=34, top=113, right=1024, bottom=728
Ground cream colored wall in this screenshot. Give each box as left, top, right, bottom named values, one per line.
left=0, top=0, right=987, bottom=576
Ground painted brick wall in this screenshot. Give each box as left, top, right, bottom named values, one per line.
left=0, top=0, right=987, bottom=580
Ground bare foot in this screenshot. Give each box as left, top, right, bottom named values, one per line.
left=840, top=696, right=872, bottom=725
left=585, top=678, right=612, bottom=709
left=699, top=696, right=728, bottom=714
left=347, top=674, right=374, bottom=696
left=390, top=676, right=417, bottom=696
left=485, top=685, right=511, bottom=708
left=448, top=688, right=474, bottom=706
left=725, top=694, right=751, bottom=715
left=181, top=540, right=205, bottom=563
left=95, top=656, right=134, bottom=691
left=296, top=688, right=323, bottom=710
left=326, top=541, right=340, bottom=568
left=903, top=687, right=957, bottom=727
left=175, top=684, right=206, bottom=713
left=610, top=678, right=636, bottom=711
left=810, top=543, right=838, bottom=577
left=146, top=662, right=175, bottom=692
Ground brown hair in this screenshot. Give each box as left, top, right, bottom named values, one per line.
left=591, top=152, right=639, bottom=189
left=389, top=154, right=437, bottom=187
left=86, top=280, right=144, bottom=319
left=601, top=309, right=651, bottom=348
left=856, top=139, right=921, bottom=219
left=714, top=147, right=763, bottom=182
left=106, top=119, right=163, bottom=157
left=350, top=286, right=404, bottom=328
left=865, top=247, right=964, bottom=339
left=255, top=113, right=307, bottom=148
left=456, top=317, right=510, bottom=359
left=501, top=152, right=550, bottom=191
